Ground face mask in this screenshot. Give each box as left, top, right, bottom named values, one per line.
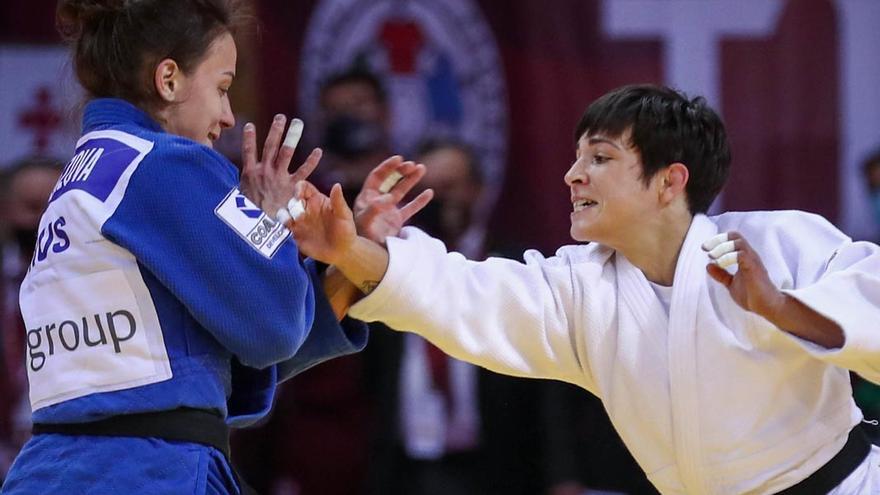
left=412, top=198, right=446, bottom=240
left=321, top=115, right=386, bottom=159
left=415, top=198, right=476, bottom=247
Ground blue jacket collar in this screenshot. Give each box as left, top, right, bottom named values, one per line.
left=82, top=98, right=164, bottom=134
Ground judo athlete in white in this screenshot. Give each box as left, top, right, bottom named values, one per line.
left=284, top=84, right=880, bottom=494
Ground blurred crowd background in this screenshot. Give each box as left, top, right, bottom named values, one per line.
left=1, top=1, right=879, bottom=494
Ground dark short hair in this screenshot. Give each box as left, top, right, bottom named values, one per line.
left=575, top=84, right=731, bottom=214
left=0, top=156, right=64, bottom=196
left=56, top=0, right=250, bottom=108
left=862, top=148, right=880, bottom=174
left=319, top=69, right=387, bottom=106
left=416, top=137, right=484, bottom=185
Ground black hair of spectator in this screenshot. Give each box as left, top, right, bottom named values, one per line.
left=862, top=148, right=880, bottom=176
left=0, top=156, right=64, bottom=196
left=416, top=137, right=484, bottom=186
left=319, top=68, right=387, bottom=105
left=56, top=0, right=252, bottom=110
left=575, top=84, right=731, bottom=215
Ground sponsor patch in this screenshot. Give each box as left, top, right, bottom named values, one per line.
left=21, top=269, right=173, bottom=410
left=215, top=188, right=290, bottom=259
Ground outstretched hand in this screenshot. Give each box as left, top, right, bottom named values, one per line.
left=353, top=155, right=434, bottom=245
left=239, top=114, right=322, bottom=216
left=286, top=181, right=357, bottom=266
left=703, top=231, right=785, bottom=319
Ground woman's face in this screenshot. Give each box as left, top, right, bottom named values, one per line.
left=160, top=32, right=237, bottom=147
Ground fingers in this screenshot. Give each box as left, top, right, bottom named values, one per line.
left=330, top=183, right=353, bottom=221
left=275, top=118, right=304, bottom=174
left=282, top=118, right=304, bottom=150
left=293, top=180, right=316, bottom=201
left=276, top=183, right=309, bottom=228
left=287, top=197, right=306, bottom=220
left=364, top=156, right=404, bottom=189
left=291, top=148, right=323, bottom=182
left=378, top=171, right=404, bottom=194
left=241, top=122, right=258, bottom=174
left=703, top=231, right=742, bottom=269
left=275, top=207, right=293, bottom=229
left=706, top=263, right=734, bottom=286
left=399, top=189, right=434, bottom=223
left=261, top=114, right=286, bottom=170
left=701, top=232, right=729, bottom=251
left=387, top=163, right=426, bottom=201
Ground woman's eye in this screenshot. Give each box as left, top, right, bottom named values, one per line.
left=592, top=155, right=609, bottom=164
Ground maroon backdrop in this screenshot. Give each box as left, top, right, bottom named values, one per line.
left=3, top=0, right=841, bottom=254
left=253, top=0, right=838, bottom=254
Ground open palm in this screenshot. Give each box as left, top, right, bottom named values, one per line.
left=353, top=155, right=434, bottom=244
left=239, top=115, right=321, bottom=215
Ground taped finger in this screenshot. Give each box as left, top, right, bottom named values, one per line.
left=715, top=251, right=739, bottom=269
left=288, top=198, right=306, bottom=220
left=702, top=232, right=729, bottom=251
left=276, top=207, right=292, bottom=225
left=708, top=240, right=736, bottom=260
left=283, top=118, right=304, bottom=149
left=378, top=171, right=403, bottom=193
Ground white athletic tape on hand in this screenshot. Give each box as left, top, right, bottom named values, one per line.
left=276, top=207, right=292, bottom=225
left=378, top=171, right=403, bottom=194
left=715, top=251, right=739, bottom=269
left=708, top=240, right=736, bottom=260
left=282, top=118, right=304, bottom=149
left=702, top=233, right=729, bottom=251
left=287, top=198, right=306, bottom=220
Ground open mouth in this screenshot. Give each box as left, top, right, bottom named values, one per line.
left=573, top=199, right=597, bottom=212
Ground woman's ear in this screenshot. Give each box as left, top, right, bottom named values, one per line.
left=660, top=162, right=689, bottom=203
left=154, top=58, right=182, bottom=103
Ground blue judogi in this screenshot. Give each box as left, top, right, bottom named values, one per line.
left=1, top=99, right=367, bottom=494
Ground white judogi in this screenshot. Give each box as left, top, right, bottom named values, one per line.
left=349, top=211, right=880, bottom=495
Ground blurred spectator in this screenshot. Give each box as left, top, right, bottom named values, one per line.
left=314, top=69, right=392, bottom=197
left=363, top=138, right=544, bottom=495
left=863, top=148, right=880, bottom=242
left=541, top=381, right=658, bottom=495
left=0, top=156, right=62, bottom=483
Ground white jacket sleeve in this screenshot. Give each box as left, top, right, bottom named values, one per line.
left=348, top=227, right=595, bottom=387
left=783, top=239, right=880, bottom=384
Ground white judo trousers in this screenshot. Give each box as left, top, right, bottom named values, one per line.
left=349, top=211, right=880, bottom=494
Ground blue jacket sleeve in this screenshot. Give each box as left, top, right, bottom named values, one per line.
left=102, top=141, right=314, bottom=368
left=225, top=260, right=368, bottom=426
left=276, top=259, right=369, bottom=382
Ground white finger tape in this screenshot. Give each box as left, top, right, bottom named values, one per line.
left=282, top=118, right=304, bottom=149
left=715, top=251, right=739, bottom=269
left=276, top=207, right=292, bottom=225
left=288, top=198, right=306, bottom=220
left=378, top=171, right=403, bottom=194
left=701, top=232, right=729, bottom=251
left=708, top=240, right=736, bottom=260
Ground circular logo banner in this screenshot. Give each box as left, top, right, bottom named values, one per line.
left=299, top=0, right=509, bottom=199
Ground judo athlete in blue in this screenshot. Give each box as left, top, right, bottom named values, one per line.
left=0, top=1, right=372, bottom=493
